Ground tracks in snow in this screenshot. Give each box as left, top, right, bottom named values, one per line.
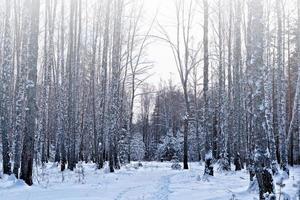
left=114, top=171, right=177, bottom=200
left=152, top=173, right=176, bottom=200
left=114, top=185, right=145, bottom=200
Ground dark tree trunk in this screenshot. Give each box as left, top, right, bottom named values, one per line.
left=98, top=0, right=111, bottom=169
left=183, top=116, right=188, bottom=169
left=234, top=153, right=242, bottom=171
left=203, top=0, right=213, bottom=177
left=20, top=0, right=40, bottom=186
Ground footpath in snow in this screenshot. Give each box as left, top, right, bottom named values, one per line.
left=0, top=162, right=299, bottom=200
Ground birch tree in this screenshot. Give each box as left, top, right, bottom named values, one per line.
left=203, top=0, right=213, bottom=176
left=98, top=0, right=111, bottom=169
left=217, top=0, right=229, bottom=171
left=108, top=0, right=123, bottom=172
left=232, top=0, right=242, bottom=171
left=1, top=0, right=13, bottom=175
left=13, top=0, right=30, bottom=178
left=276, top=0, right=288, bottom=175
left=247, top=0, right=275, bottom=198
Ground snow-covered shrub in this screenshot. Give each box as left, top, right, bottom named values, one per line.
left=130, top=133, right=145, bottom=161
left=217, top=152, right=230, bottom=172
left=271, top=160, right=279, bottom=175
left=171, top=155, right=179, bottom=162
left=125, top=161, right=143, bottom=170
left=133, top=162, right=143, bottom=169
left=119, top=128, right=129, bottom=164
left=36, top=163, right=49, bottom=187
left=75, top=162, right=85, bottom=184
left=148, top=141, right=158, bottom=160
left=171, top=163, right=181, bottom=170
left=41, top=164, right=48, bottom=182
left=171, top=155, right=181, bottom=170
left=138, top=161, right=143, bottom=167
left=156, top=130, right=181, bottom=161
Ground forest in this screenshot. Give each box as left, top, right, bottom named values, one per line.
left=0, top=0, right=300, bottom=199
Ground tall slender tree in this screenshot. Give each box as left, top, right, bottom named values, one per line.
left=59, top=0, right=67, bottom=172
left=247, top=0, right=275, bottom=198
left=276, top=0, right=288, bottom=175
left=232, top=0, right=242, bottom=171
left=203, top=0, right=213, bottom=176
left=217, top=0, right=229, bottom=171
left=20, top=0, right=40, bottom=186
left=98, top=0, right=111, bottom=169
left=1, top=0, right=13, bottom=175
left=13, top=0, right=30, bottom=178
left=108, top=0, right=123, bottom=172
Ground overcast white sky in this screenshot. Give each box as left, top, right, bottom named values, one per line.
left=142, top=0, right=205, bottom=87
left=143, top=0, right=180, bottom=86
left=141, top=0, right=298, bottom=87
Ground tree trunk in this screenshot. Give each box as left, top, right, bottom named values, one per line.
left=248, top=0, right=275, bottom=198
left=108, top=0, right=123, bottom=173
left=99, top=0, right=111, bottom=169
left=233, top=0, right=242, bottom=172
left=12, top=0, right=23, bottom=178
left=1, top=0, right=13, bottom=175
left=276, top=0, right=288, bottom=175
left=203, top=0, right=213, bottom=176
left=20, top=0, right=40, bottom=186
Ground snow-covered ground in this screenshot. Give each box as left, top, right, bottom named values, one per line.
left=0, top=162, right=299, bottom=200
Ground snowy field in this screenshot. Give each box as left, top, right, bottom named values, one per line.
left=0, top=162, right=299, bottom=200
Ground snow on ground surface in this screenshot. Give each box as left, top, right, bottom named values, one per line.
left=0, top=162, right=299, bottom=200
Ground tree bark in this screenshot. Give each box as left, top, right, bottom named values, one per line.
left=20, top=0, right=40, bottom=186
left=1, top=0, right=13, bottom=175
left=248, top=0, right=275, bottom=198
left=203, top=0, right=213, bottom=176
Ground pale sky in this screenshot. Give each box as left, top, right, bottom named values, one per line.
left=141, top=0, right=298, bottom=87
left=143, top=0, right=180, bottom=86
left=142, top=0, right=204, bottom=87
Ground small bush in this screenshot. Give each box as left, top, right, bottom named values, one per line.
left=171, top=155, right=181, bottom=170
left=171, top=163, right=181, bottom=170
